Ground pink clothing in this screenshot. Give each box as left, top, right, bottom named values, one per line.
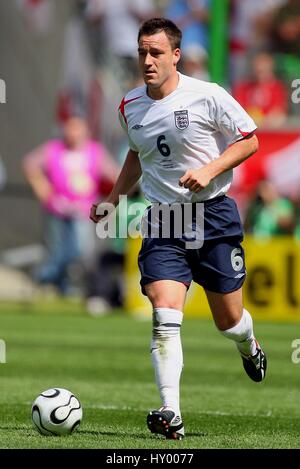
left=44, top=140, right=103, bottom=218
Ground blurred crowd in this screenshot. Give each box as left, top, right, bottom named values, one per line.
left=2, top=0, right=300, bottom=311
left=57, top=0, right=300, bottom=138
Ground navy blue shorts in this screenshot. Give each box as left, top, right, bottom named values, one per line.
left=138, top=195, right=246, bottom=295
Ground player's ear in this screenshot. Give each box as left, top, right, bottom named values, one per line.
left=173, top=48, right=181, bottom=66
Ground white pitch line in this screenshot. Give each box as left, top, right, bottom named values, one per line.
left=62, top=403, right=275, bottom=418
left=24, top=402, right=274, bottom=418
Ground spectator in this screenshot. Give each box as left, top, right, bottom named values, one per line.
left=229, top=0, right=286, bottom=81
left=22, top=115, right=119, bottom=298
left=244, top=180, right=295, bottom=238
left=180, top=43, right=210, bottom=81
left=56, top=5, right=101, bottom=139
left=85, top=0, right=156, bottom=88
left=272, top=0, right=300, bottom=58
left=271, top=0, right=300, bottom=114
left=233, top=52, right=288, bottom=128
left=165, top=0, right=210, bottom=52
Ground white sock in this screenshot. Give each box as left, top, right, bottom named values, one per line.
left=151, top=307, right=183, bottom=416
left=220, top=309, right=257, bottom=356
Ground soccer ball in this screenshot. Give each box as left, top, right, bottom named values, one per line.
left=31, top=388, right=83, bottom=436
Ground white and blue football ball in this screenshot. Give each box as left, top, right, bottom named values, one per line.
left=31, top=388, right=82, bottom=436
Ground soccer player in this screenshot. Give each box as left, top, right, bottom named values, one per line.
left=90, top=18, right=267, bottom=440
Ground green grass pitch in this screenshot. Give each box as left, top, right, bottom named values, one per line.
left=0, top=303, right=300, bottom=449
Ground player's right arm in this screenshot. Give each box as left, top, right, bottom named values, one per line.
left=90, top=148, right=141, bottom=223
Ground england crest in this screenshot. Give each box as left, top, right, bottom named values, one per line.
left=174, top=110, right=189, bottom=130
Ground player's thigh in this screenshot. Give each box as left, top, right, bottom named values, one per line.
left=138, top=236, right=192, bottom=309
left=205, top=287, right=243, bottom=331
left=144, top=280, right=187, bottom=311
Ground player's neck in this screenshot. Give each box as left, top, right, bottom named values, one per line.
left=147, top=72, right=179, bottom=100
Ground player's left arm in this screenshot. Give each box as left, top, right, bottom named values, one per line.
left=179, top=133, right=258, bottom=192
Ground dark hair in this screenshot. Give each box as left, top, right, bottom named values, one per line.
left=138, top=18, right=182, bottom=50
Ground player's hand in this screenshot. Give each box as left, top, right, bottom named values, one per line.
left=90, top=202, right=114, bottom=223
left=89, top=203, right=103, bottom=223
left=179, top=168, right=211, bottom=192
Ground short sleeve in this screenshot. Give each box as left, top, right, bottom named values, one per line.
left=118, top=107, right=139, bottom=153
left=207, top=85, right=257, bottom=144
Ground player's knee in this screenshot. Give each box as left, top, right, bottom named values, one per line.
left=144, top=282, right=186, bottom=311
left=152, top=300, right=183, bottom=310
left=215, top=316, right=241, bottom=332
left=213, top=307, right=243, bottom=331
left=147, top=292, right=182, bottom=310
left=219, top=309, right=253, bottom=341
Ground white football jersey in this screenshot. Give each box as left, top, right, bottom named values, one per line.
left=119, top=72, right=256, bottom=204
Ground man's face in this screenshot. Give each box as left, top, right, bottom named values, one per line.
left=138, top=31, right=180, bottom=89
left=253, top=53, right=274, bottom=82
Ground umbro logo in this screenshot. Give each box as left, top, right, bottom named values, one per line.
left=132, top=124, right=144, bottom=130
left=234, top=273, right=245, bottom=279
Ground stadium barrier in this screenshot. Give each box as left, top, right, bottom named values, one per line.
left=125, top=237, right=300, bottom=322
